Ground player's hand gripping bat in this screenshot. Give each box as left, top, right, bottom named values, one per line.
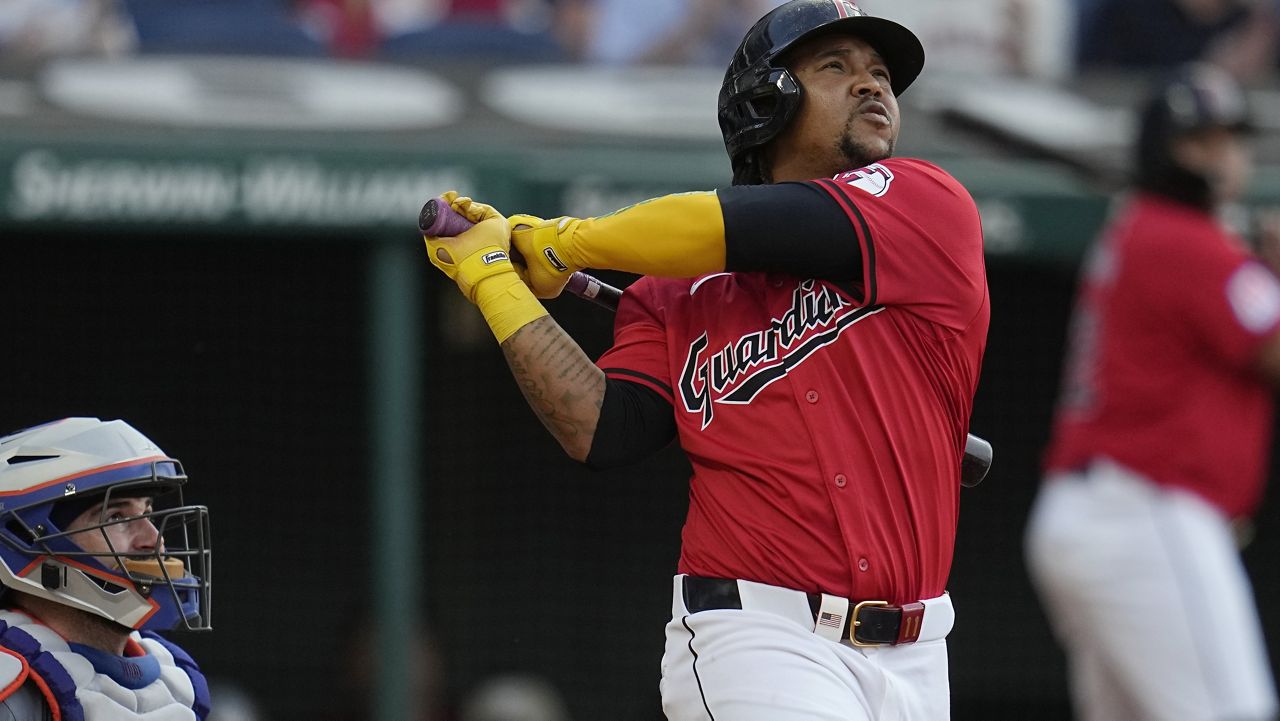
left=419, top=198, right=619, bottom=310
left=419, top=197, right=993, bottom=487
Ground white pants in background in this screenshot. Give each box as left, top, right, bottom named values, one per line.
left=1026, top=459, right=1278, bottom=721
left=659, top=575, right=954, bottom=721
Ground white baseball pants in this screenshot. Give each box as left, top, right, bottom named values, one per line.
left=659, top=575, right=954, bottom=720
left=1026, top=459, right=1278, bottom=721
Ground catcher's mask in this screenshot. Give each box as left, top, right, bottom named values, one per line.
left=718, top=0, right=925, bottom=185
left=0, top=418, right=211, bottom=632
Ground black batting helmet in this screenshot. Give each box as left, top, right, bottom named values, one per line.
left=718, top=0, right=925, bottom=185
left=1135, top=63, right=1253, bottom=207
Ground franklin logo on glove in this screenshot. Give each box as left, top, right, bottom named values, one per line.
left=542, top=248, right=570, bottom=273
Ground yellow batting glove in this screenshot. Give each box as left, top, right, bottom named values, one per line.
left=423, top=193, right=547, bottom=342
left=508, top=214, right=586, bottom=299
left=442, top=191, right=498, bottom=229
left=423, top=194, right=514, bottom=303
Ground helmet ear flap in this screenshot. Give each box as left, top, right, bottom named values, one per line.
left=735, top=70, right=788, bottom=120
left=721, top=68, right=803, bottom=185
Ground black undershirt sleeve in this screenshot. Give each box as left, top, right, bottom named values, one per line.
left=719, top=181, right=862, bottom=281
left=585, top=378, right=678, bottom=470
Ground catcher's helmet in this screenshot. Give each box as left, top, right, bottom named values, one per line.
left=0, top=418, right=210, bottom=631
left=718, top=0, right=925, bottom=185
left=1135, top=63, right=1252, bottom=206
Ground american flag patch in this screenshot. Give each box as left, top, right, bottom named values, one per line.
left=818, top=612, right=843, bottom=629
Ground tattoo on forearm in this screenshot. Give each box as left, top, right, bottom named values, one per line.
left=501, top=317, right=604, bottom=457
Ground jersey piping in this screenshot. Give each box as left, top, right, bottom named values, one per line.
left=599, top=367, right=673, bottom=397
left=815, top=177, right=878, bottom=305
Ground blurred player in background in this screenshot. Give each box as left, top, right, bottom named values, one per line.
left=421, top=0, right=988, bottom=717
left=0, top=418, right=211, bottom=720
left=1026, top=63, right=1280, bottom=721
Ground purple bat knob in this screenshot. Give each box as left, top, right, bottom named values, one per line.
left=418, top=198, right=475, bottom=237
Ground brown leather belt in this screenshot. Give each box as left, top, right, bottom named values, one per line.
left=681, top=575, right=927, bottom=647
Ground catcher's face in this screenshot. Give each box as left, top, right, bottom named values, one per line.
left=767, top=33, right=900, bottom=182
left=66, top=496, right=163, bottom=566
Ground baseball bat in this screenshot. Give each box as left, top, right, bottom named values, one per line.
left=418, top=198, right=623, bottom=311
left=418, top=197, right=993, bottom=487
left=961, top=433, right=992, bottom=489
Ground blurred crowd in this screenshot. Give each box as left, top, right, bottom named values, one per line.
left=2, top=0, right=1279, bottom=81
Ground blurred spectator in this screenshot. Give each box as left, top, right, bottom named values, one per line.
left=555, top=0, right=787, bottom=66
left=326, top=616, right=448, bottom=721
left=296, top=0, right=450, bottom=58
left=122, top=0, right=326, bottom=56
left=460, top=674, right=571, bottom=721
left=1076, top=0, right=1259, bottom=71
left=0, top=0, right=135, bottom=61
left=864, top=0, right=1075, bottom=80
left=1210, top=1, right=1280, bottom=80
left=206, top=679, right=269, bottom=721
left=312, top=0, right=563, bottom=62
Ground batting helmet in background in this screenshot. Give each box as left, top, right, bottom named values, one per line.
left=718, top=0, right=925, bottom=185
left=1135, top=62, right=1254, bottom=208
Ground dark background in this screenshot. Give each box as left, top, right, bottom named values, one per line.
left=3, top=234, right=1277, bottom=720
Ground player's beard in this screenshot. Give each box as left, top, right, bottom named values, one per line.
left=839, top=119, right=895, bottom=168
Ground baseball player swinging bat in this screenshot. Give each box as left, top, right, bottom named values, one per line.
left=419, top=197, right=994, bottom=487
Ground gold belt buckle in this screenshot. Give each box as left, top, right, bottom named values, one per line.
left=850, top=600, right=890, bottom=647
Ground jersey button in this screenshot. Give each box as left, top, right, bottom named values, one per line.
left=858, top=558, right=870, bottom=572
left=834, top=474, right=847, bottom=488
left=805, top=390, right=819, bottom=404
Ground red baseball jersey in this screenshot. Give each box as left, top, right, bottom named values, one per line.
left=597, top=158, right=989, bottom=603
left=1045, top=194, right=1280, bottom=518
